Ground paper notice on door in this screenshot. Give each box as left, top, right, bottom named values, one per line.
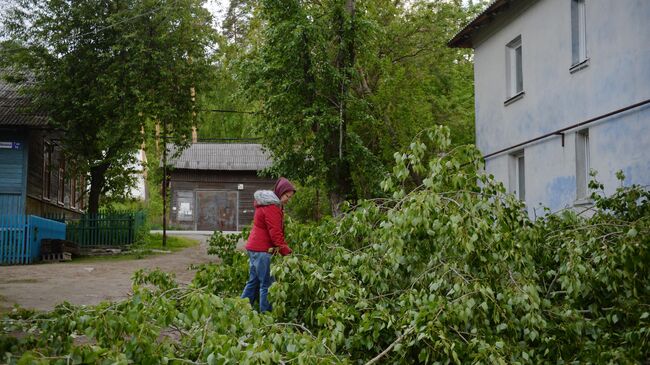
left=179, top=202, right=192, bottom=216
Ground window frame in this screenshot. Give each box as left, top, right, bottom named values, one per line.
left=575, top=129, right=591, bottom=202
left=505, top=35, right=525, bottom=104
left=78, top=176, right=86, bottom=210
left=571, top=0, right=588, bottom=69
left=58, top=155, right=65, bottom=205
left=42, top=141, right=51, bottom=200
left=509, top=150, right=526, bottom=201
left=71, top=173, right=77, bottom=209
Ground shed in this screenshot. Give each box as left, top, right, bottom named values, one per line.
left=166, top=142, right=274, bottom=231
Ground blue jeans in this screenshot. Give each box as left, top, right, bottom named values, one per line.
left=241, top=251, right=274, bottom=312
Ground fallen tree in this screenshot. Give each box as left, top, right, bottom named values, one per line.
left=2, top=126, right=648, bottom=364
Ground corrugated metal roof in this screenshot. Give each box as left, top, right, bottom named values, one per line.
left=0, top=75, right=48, bottom=127
left=166, top=142, right=273, bottom=171
left=448, top=0, right=519, bottom=48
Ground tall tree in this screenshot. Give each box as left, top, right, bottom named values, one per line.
left=196, top=35, right=259, bottom=140
left=0, top=0, right=216, bottom=213
left=241, top=0, right=377, bottom=215
left=239, top=0, right=476, bottom=214
left=357, top=0, right=476, bottom=160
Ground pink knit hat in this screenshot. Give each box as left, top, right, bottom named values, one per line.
left=274, top=177, right=296, bottom=198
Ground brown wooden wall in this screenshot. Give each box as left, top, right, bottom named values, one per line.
left=25, top=129, right=83, bottom=218
left=168, top=169, right=275, bottom=231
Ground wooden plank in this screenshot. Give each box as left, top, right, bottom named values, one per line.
left=169, top=170, right=274, bottom=229
left=0, top=147, right=25, bottom=193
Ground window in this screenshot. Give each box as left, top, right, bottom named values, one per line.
left=75, top=176, right=85, bottom=210
left=58, top=156, right=65, bottom=204
left=575, top=129, right=590, bottom=200
left=64, top=169, right=71, bottom=206
left=571, top=0, right=587, bottom=66
left=510, top=151, right=526, bottom=201
left=176, top=191, right=194, bottom=222
left=506, top=36, right=524, bottom=100
left=43, top=141, right=51, bottom=200
left=71, top=174, right=77, bottom=209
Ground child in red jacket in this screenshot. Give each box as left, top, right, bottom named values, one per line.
left=241, top=177, right=295, bottom=312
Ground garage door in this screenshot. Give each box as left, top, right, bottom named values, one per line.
left=196, top=190, right=238, bottom=231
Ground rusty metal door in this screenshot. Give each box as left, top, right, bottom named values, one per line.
left=196, top=190, right=238, bottom=231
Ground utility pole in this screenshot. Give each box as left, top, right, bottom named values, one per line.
left=162, top=119, right=168, bottom=248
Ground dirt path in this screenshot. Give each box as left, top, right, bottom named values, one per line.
left=0, top=233, right=218, bottom=312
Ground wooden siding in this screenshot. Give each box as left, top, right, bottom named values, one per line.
left=25, top=196, right=82, bottom=219
left=24, top=129, right=83, bottom=217
left=168, top=169, right=275, bottom=230
left=0, top=194, right=22, bottom=215
left=0, top=131, right=26, bottom=214
left=26, top=129, right=44, bottom=200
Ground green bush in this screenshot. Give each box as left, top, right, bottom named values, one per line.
left=284, top=182, right=332, bottom=223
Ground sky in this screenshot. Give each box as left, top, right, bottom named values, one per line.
left=204, top=0, right=229, bottom=26
left=203, top=0, right=477, bottom=28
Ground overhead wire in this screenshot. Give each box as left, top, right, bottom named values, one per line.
left=0, top=1, right=175, bottom=55
left=1, top=2, right=258, bottom=116
left=74, top=2, right=168, bottom=40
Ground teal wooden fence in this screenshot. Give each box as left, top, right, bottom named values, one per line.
left=66, top=211, right=146, bottom=247
left=0, top=215, right=66, bottom=265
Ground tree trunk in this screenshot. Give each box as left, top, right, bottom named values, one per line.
left=87, top=162, right=110, bottom=215
left=326, top=0, right=356, bottom=217
left=329, top=190, right=344, bottom=218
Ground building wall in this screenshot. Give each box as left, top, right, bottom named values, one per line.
left=24, top=130, right=84, bottom=218
left=0, top=128, right=83, bottom=217
left=473, top=0, right=650, bottom=214
left=168, top=169, right=275, bottom=231
left=0, top=130, right=27, bottom=214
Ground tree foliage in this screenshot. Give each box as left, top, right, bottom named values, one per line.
left=0, top=0, right=217, bottom=213
left=194, top=33, right=259, bottom=140
left=2, top=126, right=648, bottom=364
left=233, top=0, right=477, bottom=214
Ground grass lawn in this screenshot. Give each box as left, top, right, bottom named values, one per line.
left=73, top=234, right=200, bottom=263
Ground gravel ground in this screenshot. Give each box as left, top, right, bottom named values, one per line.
left=0, top=232, right=218, bottom=312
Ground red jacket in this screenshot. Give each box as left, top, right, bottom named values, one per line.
left=246, top=200, right=292, bottom=256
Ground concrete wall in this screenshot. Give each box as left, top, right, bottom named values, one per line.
left=473, top=0, right=650, bottom=215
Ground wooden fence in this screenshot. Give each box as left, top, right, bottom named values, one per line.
left=66, top=211, right=146, bottom=247
left=0, top=215, right=66, bottom=265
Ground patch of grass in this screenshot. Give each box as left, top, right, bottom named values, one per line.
left=73, top=234, right=200, bottom=263
left=141, top=233, right=198, bottom=252
left=1, top=278, right=40, bottom=284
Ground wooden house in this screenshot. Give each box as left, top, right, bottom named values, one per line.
left=0, top=78, right=84, bottom=217
left=166, top=142, right=275, bottom=231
